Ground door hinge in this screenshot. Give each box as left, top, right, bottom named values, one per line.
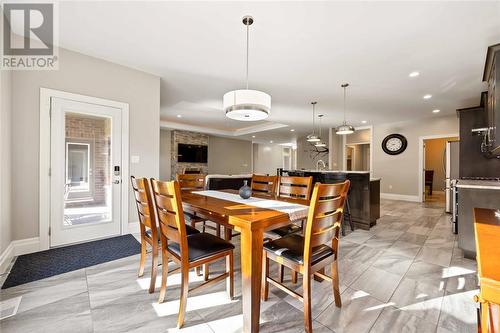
left=48, top=227, right=51, bottom=236
left=48, top=168, right=51, bottom=176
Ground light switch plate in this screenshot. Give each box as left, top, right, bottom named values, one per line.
left=131, top=155, right=140, bottom=164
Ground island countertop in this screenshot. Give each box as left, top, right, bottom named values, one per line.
left=456, top=179, right=500, bottom=190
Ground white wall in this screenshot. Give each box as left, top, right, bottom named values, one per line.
left=253, top=143, right=282, bottom=175
left=160, top=129, right=171, bottom=180
left=11, top=47, right=160, bottom=241
left=372, top=115, right=459, bottom=198
left=208, top=136, right=252, bottom=175
left=0, top=70, right=12, bottom=253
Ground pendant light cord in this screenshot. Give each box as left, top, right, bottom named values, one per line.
left=312, top=102, right=316, bottom=134
left=343, top=85, right=347, bottom=125
left=246, top=22, right=249, bottom=90
left=318, top=115, right=322, bottom=137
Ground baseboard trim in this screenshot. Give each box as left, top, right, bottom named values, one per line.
left=0, top=237, right=40, bottom=275
left=381, top=193, right=420, bottom=202
left=12, top=237, right=40, bottom=256
left=0, top=242, right=14, bottom=275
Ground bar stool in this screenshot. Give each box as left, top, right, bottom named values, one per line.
left=342, top=186, right=355, bottom=236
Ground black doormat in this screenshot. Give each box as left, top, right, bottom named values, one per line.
left=1, top=234, right=141, bottom=289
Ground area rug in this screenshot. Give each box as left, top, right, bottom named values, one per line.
left=1, top=234, right=140, bottom=289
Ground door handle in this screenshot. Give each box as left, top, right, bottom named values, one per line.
left=113, top=179, right=121, bottom=184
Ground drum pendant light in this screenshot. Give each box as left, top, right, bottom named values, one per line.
left=315, top=114, right=327, bottom=147
left=223, top=16, right=271, bottom=121
left=336, top=83, right=355, bottom=135
left=307, top=102, right=321, bottom=142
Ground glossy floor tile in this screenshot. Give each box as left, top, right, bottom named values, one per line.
left=0, top=199, right=478, bottom=333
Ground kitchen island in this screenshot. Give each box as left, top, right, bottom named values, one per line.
left=279, top=169, right=380, bottom=230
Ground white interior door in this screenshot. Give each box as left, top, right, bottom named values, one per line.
left=50, top=97, right=122, bottom=247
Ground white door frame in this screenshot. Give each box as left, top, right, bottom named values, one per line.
left=39, top=88, right=129, bottom=250
left=418, top=133, right=458, bottom=203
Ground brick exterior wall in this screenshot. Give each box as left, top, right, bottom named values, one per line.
left=65, top=114, right=111, bottom=205
left=171, top=130, right=208, bottom=177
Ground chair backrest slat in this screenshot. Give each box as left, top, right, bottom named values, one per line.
left=251, top=174, right=278, bottom=197
left=278, top=176, right=313, bottom=200
left=303, top=181, right=350, bottom=265
left=151, top=179, right=189, bottom=261
left=176, top=173, right=205, bottom=190
left=131, top=177, right=157, bottom=239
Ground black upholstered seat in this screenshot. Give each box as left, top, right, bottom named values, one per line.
left=264, top=234, right=334, bottom=265
left=168, top=232, right=235, bottom=262
left=268, top=223, right=302, bottom=237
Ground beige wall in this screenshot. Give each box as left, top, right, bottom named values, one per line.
left=346, top=128, right=371, bottom=144
left=372, top=115, right=459, bottom=198
left=160, top=129, right=171, bottom=180
left=11, top=47, right=160, bottom=240
left=329, top=128, right=343, bottom=169
left=208, top=136, right=252, bottom=175
left=424, top=137, right=458, bottom=191
left=0, top=70, right=12, bottom=253
left=253, top=143, right=282, bottom=175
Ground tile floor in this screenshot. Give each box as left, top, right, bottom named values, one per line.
left=0, top=199, right=479, bottom=333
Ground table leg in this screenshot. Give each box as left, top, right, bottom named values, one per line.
left=239, top=226, right=264, bottom=333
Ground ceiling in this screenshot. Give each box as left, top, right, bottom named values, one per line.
left=49, top=2, right=500, bottom=143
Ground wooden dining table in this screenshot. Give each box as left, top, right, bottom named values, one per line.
left=181, top=190, right=310, bottom=333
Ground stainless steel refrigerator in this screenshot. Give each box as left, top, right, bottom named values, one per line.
left=444, top=140, right=459, bottom=213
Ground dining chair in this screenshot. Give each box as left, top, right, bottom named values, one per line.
left=131, top=176, right=200, bottom=294
left=176, top=173, right=222, bottom=236
left=150, top=179, right=234, bottom=329
left=251, top=174, right=278, bottom=197
left=266, top=176, right=313, bottom=283
left=261, top=180, right=350, bottom=333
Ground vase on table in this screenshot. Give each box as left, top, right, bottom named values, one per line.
left=239, top=180, right=252, bottom=199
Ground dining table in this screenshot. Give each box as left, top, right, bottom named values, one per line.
left=181, top=189, right=310, bottom=333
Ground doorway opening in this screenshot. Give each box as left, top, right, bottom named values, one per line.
left=421, top=136, right=459, bottom=208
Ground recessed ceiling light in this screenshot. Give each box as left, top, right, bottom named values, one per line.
left=270, top=140, right=273, bottom=143
left=361, top=120, right=367, bottom=124
left=432, top=109, right=440, bottom=113
left=252, top=135, right=256, bottom=138
left=423, top=94, right=432, bottom=99
left=176, top=114, right=182, bottom=118
left=409, top=71, right=420, bottom=78
left=290, top=129, right=295, bottom=132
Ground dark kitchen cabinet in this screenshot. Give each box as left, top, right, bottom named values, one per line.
left=483, top=44, right=500, bottom=156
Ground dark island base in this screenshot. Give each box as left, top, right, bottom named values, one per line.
left=279, top=169, right=381, bottom=230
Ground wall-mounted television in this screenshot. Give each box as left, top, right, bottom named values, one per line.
left=177, top=143, right=208, bottom=163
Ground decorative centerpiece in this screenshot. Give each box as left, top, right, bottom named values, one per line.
left=239, top=180, right=252, bottom=199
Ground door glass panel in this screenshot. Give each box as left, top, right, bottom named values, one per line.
left=64, top=112, right=112, bottom=226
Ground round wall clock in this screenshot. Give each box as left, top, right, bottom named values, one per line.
left=382, top=134, right=407, bottom=155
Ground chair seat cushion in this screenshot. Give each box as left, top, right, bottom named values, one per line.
left=184, top=212, right=205, bottom=223
left=268, top=223, right=302, bottom=237
left=263, top=234, right=334, bottom=265
left=168, top=233, right=234, bottom=262
left=146, top=224, right=199, bottom=239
